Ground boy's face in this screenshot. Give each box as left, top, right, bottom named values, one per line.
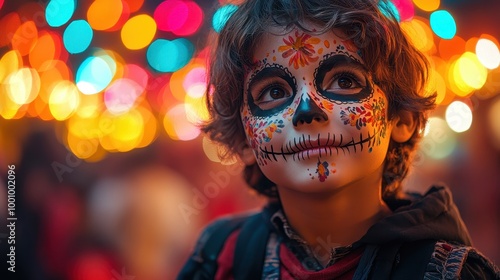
left=241, top=27, right=393, bottom=193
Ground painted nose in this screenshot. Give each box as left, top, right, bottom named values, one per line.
left=292, top=95, right=328, bottom=126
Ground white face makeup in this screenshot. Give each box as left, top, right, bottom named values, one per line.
left=241, top=27, right=393, bottom=193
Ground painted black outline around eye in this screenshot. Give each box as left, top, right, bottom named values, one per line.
left=314, top=54, right=373, bottom=103
left=247, top=64, right=297, bottom=117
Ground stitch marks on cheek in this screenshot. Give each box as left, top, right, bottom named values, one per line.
left=339, top=96, right=388, bottom=150
left=243, top=116, right=286, bottom=165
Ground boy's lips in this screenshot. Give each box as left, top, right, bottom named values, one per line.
left=257, top=131, right=379, bottom=161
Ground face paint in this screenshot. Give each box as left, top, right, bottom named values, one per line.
left=242, top=27, right=393, bottom=193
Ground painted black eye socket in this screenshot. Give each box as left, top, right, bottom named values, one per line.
left=315, top=54, right=373, bottom=102
left=247, top=66, right=296, bottom=116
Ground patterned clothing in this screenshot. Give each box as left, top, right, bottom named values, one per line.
left=269, top=209, right=355, bottom=271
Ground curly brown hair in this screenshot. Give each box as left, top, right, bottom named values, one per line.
left=202, top=0, right=436, bottom=200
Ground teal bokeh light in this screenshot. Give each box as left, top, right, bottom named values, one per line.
left=212, top=4, right=238, bottom=33
left=46, top=0, right=76, bottom=27
left=63, top=20, right=93, bottom=54
left=147, top=38, right=194, bottom=73
left=76, top=54, right=116, bottom=95
left=430, top=10, right=457, bottom=39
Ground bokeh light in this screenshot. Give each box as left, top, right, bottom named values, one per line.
left=163, top=104, right=200, bottom=141
left=430, top=10, right=456, bottom=39
left=445, top=101, right=473, bottom=133
left=154, top=0, right=203, bottom=36
left=412, top=0, right=440, bottom=12
left=29, top=31, right=58, bottom=70
left=421, top=117, right=457, bottom=159
left=489, top=97, right=500, bottom=150
left=11, top=20, right=38, bottom=56
left=0, top=50, right=23, bottom=83
left=212, top=4, right=238, bottom=33
left=49, top=80, right=80, bottom=120
left=0, top=13, right=21, bottom=47
left=476, top=38, right=500, bottom=70
left=121, top=14, right=157, bottom=50
left=124, top=0, right=144, bottom=13
left=4, top=67, right=40, bottom=105
left=87, top=0, right=124, bottom=31
left=76, top=54, right=116, bottom=95
left=392, top=0, right=415, bottom=21
left=147, top=39, right=194, bottom=72
left=46, top=0, right=76, bottom=27
left=455, top=52, right=488, bottom=90
left=400, top=17, right=434, bottom=53
left=438, top=36, right=465, bottom=60
left=104, top=78, right=144, bottom=114
left=64, top=20, right=93, bottom=54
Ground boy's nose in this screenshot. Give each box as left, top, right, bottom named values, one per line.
left=292, top=94, right=328, bottom=126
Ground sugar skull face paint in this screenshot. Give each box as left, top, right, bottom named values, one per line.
left=241, top=27, right=393, bottom=193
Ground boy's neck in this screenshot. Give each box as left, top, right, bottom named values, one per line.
left=277, top=165, right=391, bottom=263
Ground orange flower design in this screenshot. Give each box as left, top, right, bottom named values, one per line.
left=278, top=31, right=321, bottom=69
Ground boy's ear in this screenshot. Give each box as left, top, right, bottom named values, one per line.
left=391, top=110, right=418, bottom=143
left=239, top=142, right=256, bottom=165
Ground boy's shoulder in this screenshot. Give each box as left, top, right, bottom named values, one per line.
left=177, top=211, right=266, bottom=280
left=423, top=240, right=500, bottom=280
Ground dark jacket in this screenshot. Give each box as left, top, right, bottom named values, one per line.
left=178, top=185, right=500, bottom=279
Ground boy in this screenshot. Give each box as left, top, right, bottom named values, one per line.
left=178, top=0, right=500, bottom=278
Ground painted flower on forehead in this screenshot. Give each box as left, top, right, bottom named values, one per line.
left=278, top=30, right=321, bottom=69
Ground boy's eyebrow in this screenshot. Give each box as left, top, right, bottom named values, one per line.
left=247, top=66, right=291, bottom=90
left=318, top=54, right=368, bottom=74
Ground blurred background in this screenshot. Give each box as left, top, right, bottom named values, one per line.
left=0, top=0, right=499, bottom=279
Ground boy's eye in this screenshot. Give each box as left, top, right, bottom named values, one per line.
left=314, top=54, right=373, bottom=102
left=337, top=77, right=353, bottom=89
left=246, top=66, right=297, bottom=116
left=270, top=87, right=287, bottom=99
left=324, top=72, right=364, bottom=94
left=254, top=84, right=293, bottom=110
left=259, top=85, right=290, bottom=101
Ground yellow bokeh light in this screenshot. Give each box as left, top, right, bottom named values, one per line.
left=5, top=67, right=40, bottom=105
left=448, top=56, right=474, bottom=97
left=39, top=60, right=71, bottom=102
left=401, top=17, right=435, bottom=53
left=476, top=38, right=500, bottom=70
left=87, top=0, right=124, bottom=31
left=456, top=52, right=488, bottom=90
left=488, top=97, right=500, bottom=150
left=67, top=130, right=99, bottom=159
left=445, top=100, right=473, bottom=133
left=413, top=0, right=440, bottom=12
left=136, top=104, right=158, bottom=148
left=202, top=136, right=221, bottom=163
left=0, top=50, right=23, bottom=83
left=100, top=109, right=144, bottom=152
left=49, top=80, right=80, bottom=120
left=76, top=92, right=102, bottom=118
left=426, top=69, right=447, bottom=105
left=121, top=14, right=157, bottom=50
left=184, top=94, right=209, bottom=124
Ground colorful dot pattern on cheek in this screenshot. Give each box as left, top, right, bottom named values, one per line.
left=339, top=96, right=388, bottom=149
